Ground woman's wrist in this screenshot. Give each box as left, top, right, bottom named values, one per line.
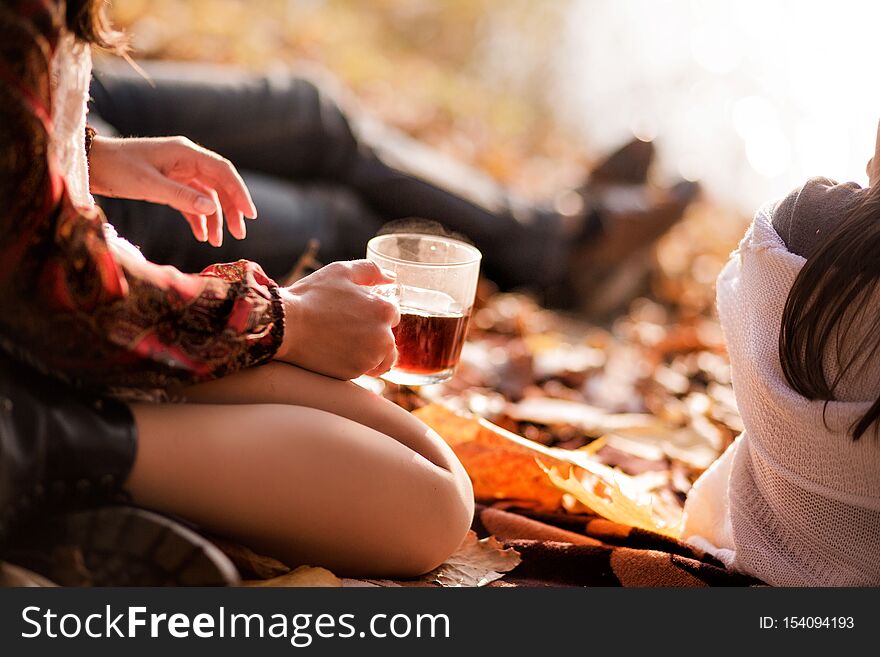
left=273, top=287, right=300, bottom=364
left=87, top=136, right=124, bottom=196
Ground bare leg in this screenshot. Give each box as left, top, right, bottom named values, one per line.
left=125, top=364, right=473, bottom=577
left=180, top=362, right=464, bottom=475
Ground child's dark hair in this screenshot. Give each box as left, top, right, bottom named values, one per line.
left=779, top=184, right=880, bottom=439
left=66, top=0, right=127, bottom=51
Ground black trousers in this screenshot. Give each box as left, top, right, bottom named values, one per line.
left=89, top=61, right=569, bottom=288
left=0, top=350, right=136, bottom=545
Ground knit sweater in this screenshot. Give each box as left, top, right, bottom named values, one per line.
left=50, top=32, right=94, bottom=209
left=681, top=179, right=880, bottom=586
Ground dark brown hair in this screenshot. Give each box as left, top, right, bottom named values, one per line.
left=779, top=184, right=880, bottom=439
left=66, top=0, right=127, bottom=51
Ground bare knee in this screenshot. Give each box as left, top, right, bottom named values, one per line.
left=384, top=468, right=475, bottom=578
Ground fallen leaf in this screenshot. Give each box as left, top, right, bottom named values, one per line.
left=541, top=463, right=680, bottom=538
left=506, top=397, right=665, bottom=435
left=341, top=578, right=402, bottom=587
left=209, top=537, right=290, bottom=580
left=603, top=426, right=719, bottom=470
left=415, top=403, right=657, bottom=507
left=242, top=565, right=341, bottom=588
left=423, top=530, right=521, bottom=587
left=341, top=532, right=520, bottom=588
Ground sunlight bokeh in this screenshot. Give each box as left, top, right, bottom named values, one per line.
left=557, top=0, right=880, bottom=211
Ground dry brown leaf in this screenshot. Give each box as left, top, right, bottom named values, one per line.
left=541, top=463, right=680, bottom=538
left=423, top=530, right=521, bottom=587
left=242, top=565, right=341, bottom=588
left=341, top=578, right=402, bottom=587
left=342, top=532, right=520, bottom=588
left=415, top=403, right=650, bottom=509
left=418, top=403, right=623, bottom=470
left=506, top=397, right=666, bottom=435
left=208, top=536, right=290, bottom=579
left=417, top=404, right=682, bottom=537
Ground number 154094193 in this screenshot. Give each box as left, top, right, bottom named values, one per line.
left=759, top=616, right=854, bottom=629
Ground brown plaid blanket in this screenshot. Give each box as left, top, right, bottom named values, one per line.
left=474, top=504, right=761, bottom=587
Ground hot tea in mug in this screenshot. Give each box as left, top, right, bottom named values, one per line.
left=367, top=233, right=481, bottom=386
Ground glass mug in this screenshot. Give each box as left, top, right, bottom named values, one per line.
left=366, top=233, right=481, bottom=386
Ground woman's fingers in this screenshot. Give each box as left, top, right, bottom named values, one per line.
left=147, top=173, right=217, bottom=218
left=176, top=176, right=246, bottom=243
left=164, top=138, right=257, bottom=227
left=180, top=149, right=252, bottom=240
left=188, top=179, right=224, bottom=247
left=229, top=207, right=247, bottom=240
left=181, top=212, right=208, bottom=242
left=216, top=188, right=247, bottom=240
left=191, top=148, right=258, bottom=220
left=365, top=343, right=397, bottom=378
left=346, top=260, right=398, bottom=286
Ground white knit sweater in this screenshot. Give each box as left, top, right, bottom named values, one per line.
left=682, top=204, right=880, bottom=586
left=50, top=32, right=94, bottom=209
left=50, top=32, right=145, bottom=261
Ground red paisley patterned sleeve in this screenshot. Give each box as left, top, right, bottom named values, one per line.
left=0, top=0, right=284, bottom=391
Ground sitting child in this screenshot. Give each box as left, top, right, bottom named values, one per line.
left=682, top=125, right=880, bottom=586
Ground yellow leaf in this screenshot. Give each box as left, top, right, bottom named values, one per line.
left=540, top=462, right=680, bottom=538
left=242, top=565, right=341, bottom=588
left=415, top=404, right=682, bottom=536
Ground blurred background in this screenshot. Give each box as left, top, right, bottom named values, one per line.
left=109, top=0, right=880, bottom=213
left=106, top=0, right=879, bottom=315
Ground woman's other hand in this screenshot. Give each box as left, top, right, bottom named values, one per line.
left=275, top=261, right=401, bottom=380
left=88, top=136, right=258, bottom=246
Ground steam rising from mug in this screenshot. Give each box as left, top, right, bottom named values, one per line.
left=376, top=218, right=474, bottom=246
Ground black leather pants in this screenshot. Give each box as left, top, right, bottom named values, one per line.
left=0, top=351, right=137, bottom=546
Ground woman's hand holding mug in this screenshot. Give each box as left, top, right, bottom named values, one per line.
left=275, top=261, right=401, bottom=380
